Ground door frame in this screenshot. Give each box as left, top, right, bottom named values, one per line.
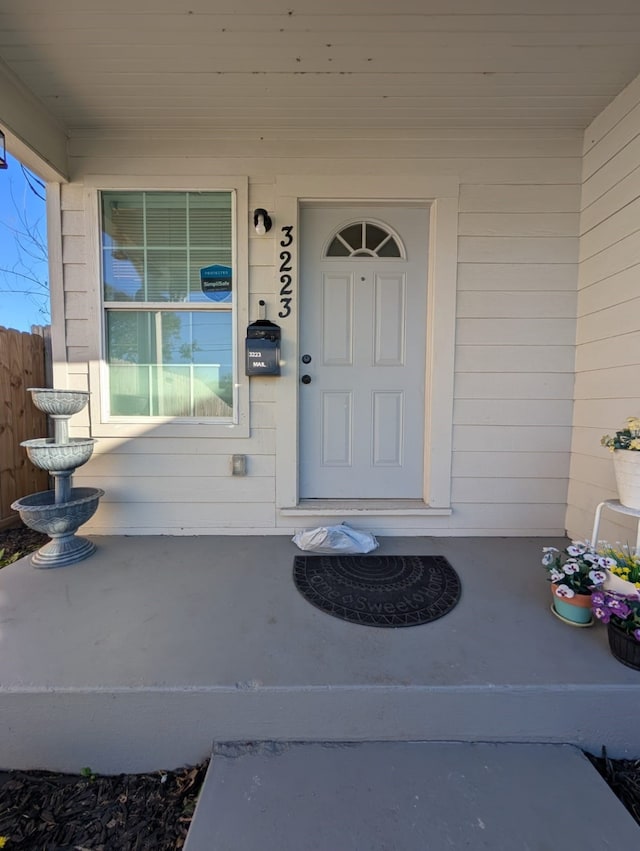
left=273, top=174, right=459, bottom=520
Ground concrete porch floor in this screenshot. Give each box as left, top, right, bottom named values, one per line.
left=1, top=535, right=639, bottom=774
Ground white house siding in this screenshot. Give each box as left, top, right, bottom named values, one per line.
left=57, top=130, right=581, bottom=536
left=566, top=74, right=640, bottom=544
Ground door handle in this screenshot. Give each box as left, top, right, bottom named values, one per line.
left=301, top=374, right=312, bottom=384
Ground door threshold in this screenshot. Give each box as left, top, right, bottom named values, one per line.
left=280, top=499, right=451, bottom=516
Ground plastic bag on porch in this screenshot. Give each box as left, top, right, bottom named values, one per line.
left=292, top=522, right=379, bottom=554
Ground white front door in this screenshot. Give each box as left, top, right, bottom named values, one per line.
left=299, top=204, right=429, bottom=499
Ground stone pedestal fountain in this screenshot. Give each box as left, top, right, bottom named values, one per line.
left=11, top=388, right=104, bottom=568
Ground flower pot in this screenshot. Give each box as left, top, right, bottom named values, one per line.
left=612, top=449, right=640, bottom=510
left=607, top=623, right=640, bottom=671
left=602, top=572, right=640, bottom=600
left=550, top=587, right=593, bottom=626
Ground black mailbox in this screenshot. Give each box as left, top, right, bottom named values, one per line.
left=245, top=319, right=281, bottom=376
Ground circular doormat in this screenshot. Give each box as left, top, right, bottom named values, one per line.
left=293, top=554, right=461, bottom=628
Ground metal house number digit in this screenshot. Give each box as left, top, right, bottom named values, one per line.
left=279, top=225, right=294, bottom=318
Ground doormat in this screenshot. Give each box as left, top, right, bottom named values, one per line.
left=293, top=554, right=461, bottom=628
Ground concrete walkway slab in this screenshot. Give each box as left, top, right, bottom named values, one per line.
left=184, top=742, right=640, bottom=851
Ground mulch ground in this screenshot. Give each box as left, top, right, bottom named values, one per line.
left=0, top=525, right=49, bottom=565
left=2, top=525, right=640, bottom=845
left=588, top=750, right=640, bottom=825
left=0, top=762, right=208, bottom=850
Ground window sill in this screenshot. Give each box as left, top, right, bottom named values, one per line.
left=91, top=418, right=249, bottom=439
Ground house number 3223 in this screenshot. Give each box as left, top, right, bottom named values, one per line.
left=278, top=225, right=294, bottom=318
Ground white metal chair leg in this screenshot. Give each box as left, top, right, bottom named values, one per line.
left=590, top=501, right=606, bottom=547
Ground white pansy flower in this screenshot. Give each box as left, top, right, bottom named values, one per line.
left=554, top=584, right=575, bottom=598
left=567, top=543, right=588, bottom=556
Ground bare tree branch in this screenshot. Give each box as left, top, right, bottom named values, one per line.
left=0, top=166, right=49, bottom=322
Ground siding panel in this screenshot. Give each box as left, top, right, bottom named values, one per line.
left=455, top=345, right=575, bottom=373
left=568, top=89, right=640, bottom=555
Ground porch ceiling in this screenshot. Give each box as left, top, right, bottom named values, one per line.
left=1, top=0, right=640, bottom=146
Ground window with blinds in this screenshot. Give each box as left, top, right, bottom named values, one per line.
left=100, top=191, right=235, bottom=418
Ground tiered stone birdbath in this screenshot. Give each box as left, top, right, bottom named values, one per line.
left=11, top=388, right=104, bottom=568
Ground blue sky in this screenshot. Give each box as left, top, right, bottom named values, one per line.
left=0, top=152, right=49, bottom=331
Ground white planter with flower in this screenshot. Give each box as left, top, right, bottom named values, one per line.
left=601, top=416, right=640, bottom=510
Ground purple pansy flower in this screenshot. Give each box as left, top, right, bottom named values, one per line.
left=592, top=606, right=611, bottom=623
left=608, top=599, right=632, bottom=618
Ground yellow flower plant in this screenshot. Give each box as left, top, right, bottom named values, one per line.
left=601, top=416, right=640, bottom=452
left=598, top=543, right=640, bottom=589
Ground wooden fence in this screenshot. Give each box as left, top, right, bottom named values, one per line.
left=0, top=326, right=51, bottom=529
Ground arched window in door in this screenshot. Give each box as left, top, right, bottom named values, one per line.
left=325, top=221, right=405, bottom=259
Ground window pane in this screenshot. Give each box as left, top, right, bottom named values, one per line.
left=365, top=224, right=387, bottom=251
left=107, top=311, right=233, bottom=417
left=340, top=224, right=363, bottom=250
left=103, top=249, right=145, bottom=302
left=190, top=193, right=232, bottom=247
left=145, top=194, right=187, bottom=247
left=147, top=249, right=189, bottom=302
left=326, top=237, right=350, bottom=257
left=377, top=238, right=401, bottom=257
left=103, top=193, right=144, bottom=248
left=101, top=191, right=233, bottom=304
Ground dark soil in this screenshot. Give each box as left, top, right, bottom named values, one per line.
left=0, top=524, right=48, bottom=565
left=2, top=526, right=640, bottom=844
left=588, top=750, right=640, bottom=825
left=0, top=762, right=208, bottom=850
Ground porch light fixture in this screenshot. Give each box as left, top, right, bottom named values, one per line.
left=253, top=208, right=272, bottom=235
left=0, top=130, right=7, bottom=169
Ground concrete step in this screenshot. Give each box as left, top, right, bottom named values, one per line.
left=184, top=741, right=640, bottom=851
left=3, top=536, right=640, bottom=774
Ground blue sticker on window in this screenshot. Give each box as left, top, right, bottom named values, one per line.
left=200, top=264, right=232, bottom=302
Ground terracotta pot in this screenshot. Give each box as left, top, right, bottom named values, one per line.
left=607, top=623, right=640, bottom=671
left=612, top=449, right=640, bottom=510
left=550, top=586, right=593, bottom=626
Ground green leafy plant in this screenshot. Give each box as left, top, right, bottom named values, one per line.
left=0, top=547, right=20, bottom=568
left=601, top=416, right=640, bottom=452
left=80, top=766, right=97, bottom=782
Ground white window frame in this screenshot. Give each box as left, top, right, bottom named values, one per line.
left=85, top=176, right=249, bottom=438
